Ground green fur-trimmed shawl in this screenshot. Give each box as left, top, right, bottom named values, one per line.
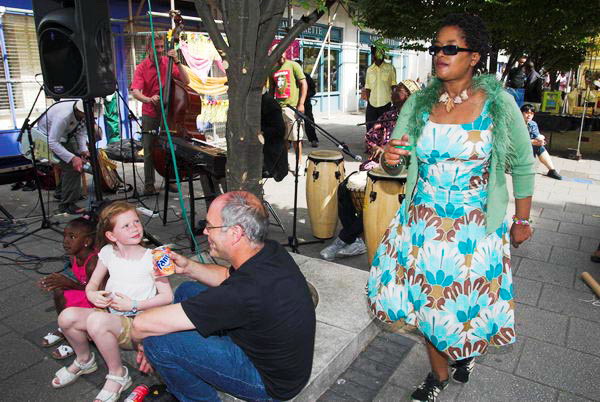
left=386, top=74, right=536, bottom=233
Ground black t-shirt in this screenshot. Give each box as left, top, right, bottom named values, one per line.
left=181, top=240, right=316, bottom=400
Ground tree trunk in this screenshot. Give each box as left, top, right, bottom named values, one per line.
left=225, top=80, right=264, bottom=196
left=489, top=45, right=499, bottom=75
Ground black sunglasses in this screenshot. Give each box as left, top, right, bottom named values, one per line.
left=428, top=45, right=475, bottom=56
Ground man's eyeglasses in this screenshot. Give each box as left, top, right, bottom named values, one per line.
left=205, top=224, right=230, bottom=231
left=428, top=45, right=475, bottom=56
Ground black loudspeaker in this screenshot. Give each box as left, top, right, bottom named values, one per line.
left=32, top=0, right=116, bottom=99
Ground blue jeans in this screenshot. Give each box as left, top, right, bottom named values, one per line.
left=143, top=282, right=276, bottom=402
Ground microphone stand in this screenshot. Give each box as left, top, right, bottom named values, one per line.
left=4, top=85, right=62, bottom=247
left=287, top=105, right=362, bottom=162
left=114, top=89, right=145, bottom=202
left=284, top=114, right=324, bottom=254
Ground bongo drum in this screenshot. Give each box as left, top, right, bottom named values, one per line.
left=363, top=168, right=407, bottom=264
left=306, top=150, right=345, bottom=239
left=346, top=171, right=368, bottom=212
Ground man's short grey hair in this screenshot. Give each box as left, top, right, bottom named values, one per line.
left=220, top=192, right=269, bottom=244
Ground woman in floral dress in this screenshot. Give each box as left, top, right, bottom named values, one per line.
left=367, top=14, right=535, bottom=401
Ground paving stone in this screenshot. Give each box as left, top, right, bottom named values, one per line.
left=513, top=275, right=543, bottom=306
left=459, top=362, right=557, bottom=401
left=516, top=338, right=600, bottom=400
left=369, top=337, right=411, bottom=360
left=0, top=280, right=48, bottom=319
left=582, top=214, right=600, bottom=227
left=350, top=355, right=396, bottom=381
left=477, top=338, right=524, bottom=374
left=558, top=221, right=600, bottom=240
left=510, top=255, right=522, bottom=275
left=567, top=318, right=600, bottom=358
left=530, top=216, right=559, bottom=231
left=0, top=322, right=11, bottom=336
left=6, top=299, right=57, bottom=335
left=378, top=331, right=418, bottom=349
left=0, top=359, right=97, bottom=401
left=515, top=303, right=568, bottom=345
left=511, top=240, right=552, bottom=262
left=0, top=266, right=29, bottom=291
left=517, top=258, right=576, bottom=288
left=531, top=228, right=581, bottom=250
left=540, top=209, right=583, bottom=224
left=373, top=384, right=410, bottom=402
left=565, top=202, right=600, bottom=216
left=318, top=389, right=355, bottom=401
left=549, top=246, right=600, bottom=279
left=538, top=283, right=600, bottom=323
left=339, top=366, right=386, bottom=391
left=360, top=342, right=408, bottom=369
left=0, top=332, right=47, bottom=380
left=329, top=377, right=378, bottom=401
left=557, top=392, right=593, bottom=402
left=579, top=236, right=600, bottom=253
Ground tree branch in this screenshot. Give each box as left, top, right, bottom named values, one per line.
left=265, top=0, right=337, bottom=67
left=193, top=0, right=229, bottom=57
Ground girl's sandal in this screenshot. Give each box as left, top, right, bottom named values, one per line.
left=93, top=366, right=132, bottom=402
left=51, top=344, right=74, bottom=360
left=41, top=329, right=64, bottom=347
left=51, top=352, right=98, bottom=388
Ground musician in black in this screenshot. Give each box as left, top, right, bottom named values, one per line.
left=131, top=36, right=190, bottom=195
left=261, top=91, right=288, bottom=182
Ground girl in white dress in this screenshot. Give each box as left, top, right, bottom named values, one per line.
left=50, top=201, right=173, bottom=402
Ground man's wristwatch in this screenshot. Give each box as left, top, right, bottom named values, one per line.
left=131, top=300, right=138, bottom=314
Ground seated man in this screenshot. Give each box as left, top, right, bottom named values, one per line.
left=320, top=80, right=420, bottom=261
left=521, top=104, right=562, bottom=180
left=132, top=191, right=316, bottom=401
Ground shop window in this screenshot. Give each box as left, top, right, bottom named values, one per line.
left=302, top=46, right=340, bottom=93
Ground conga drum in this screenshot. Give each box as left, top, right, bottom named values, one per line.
left=306, top=150, right=345, bottom=239
left=363, top=168, right=407, bottom=264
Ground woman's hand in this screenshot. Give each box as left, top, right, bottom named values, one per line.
left=110, top=292, right=133, bottom=312
left=371, top=145, right=384, bottom=160
left=38, top=273, right=71, bottom=292
left=88, top=290, right=112, bottom=308
left=382, top=135, right=410, bottom=166
left=510, top=223, right=532, bottom=248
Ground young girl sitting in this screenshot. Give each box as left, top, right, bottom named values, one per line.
left=39, top=217, right=97, bottom=360
left=51, top=201, right=174, bottom=402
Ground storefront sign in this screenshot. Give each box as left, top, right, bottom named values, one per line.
left=278, top=19, right=342, bottom=43
left=359, top=32, right=402, bottom=49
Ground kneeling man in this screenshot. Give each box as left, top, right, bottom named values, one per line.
left=132, top=191, right=316, bottom=401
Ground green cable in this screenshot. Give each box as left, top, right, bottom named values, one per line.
left=147, top=0, right=205, bottom=263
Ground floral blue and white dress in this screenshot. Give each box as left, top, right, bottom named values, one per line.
left=367, top=101, right=515, bottom=360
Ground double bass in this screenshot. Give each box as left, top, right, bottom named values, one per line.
left=152, top=10, right=204, bottom=179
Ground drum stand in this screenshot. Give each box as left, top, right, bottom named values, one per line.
left=283, top=116, right=324, bottom=254
left=282, top=106, right=363, bottom=254
left=4, top=95, right=62, bottom=247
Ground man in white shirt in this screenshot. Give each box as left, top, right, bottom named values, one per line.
left=37, top=100, right=90, bottom=214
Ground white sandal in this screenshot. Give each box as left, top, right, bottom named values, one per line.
left=94, top=366, right=132, bottom=402
left=52, top=352, right=97, bottom=388
left=42, top=329, right=64, bottom=347
left=52, top=344, right=74, bottom=360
